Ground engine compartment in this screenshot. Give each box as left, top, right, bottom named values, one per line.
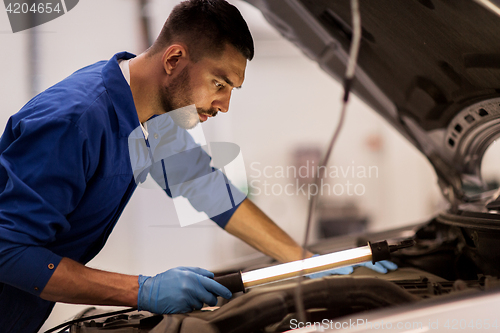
left=67, top=218, right=500, bottom=333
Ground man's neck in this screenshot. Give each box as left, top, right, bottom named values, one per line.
left=129, top=53, right=164, bottom=123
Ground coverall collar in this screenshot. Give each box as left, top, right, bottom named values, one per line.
left=102, top=52, right=141, bottom=137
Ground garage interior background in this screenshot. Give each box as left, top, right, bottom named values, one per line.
left=3, top=0, right=497, bottom=331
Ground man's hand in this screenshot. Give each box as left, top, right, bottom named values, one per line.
left=308, top=259, right=398, bottom=279
left=137, top=267, right=232, bottom=314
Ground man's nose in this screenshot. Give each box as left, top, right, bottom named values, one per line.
left=213, top=92, right=231, bottom=113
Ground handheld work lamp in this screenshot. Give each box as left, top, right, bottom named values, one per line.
left=214, top=240, right=415, bottom=293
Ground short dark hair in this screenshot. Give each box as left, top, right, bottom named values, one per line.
left=149, top=0, right=254, bottom=61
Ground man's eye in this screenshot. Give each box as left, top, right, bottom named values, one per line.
left=214, top=81, right=224, bottom=89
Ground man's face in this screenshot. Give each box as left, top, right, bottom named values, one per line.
left=160, top=43, right=247, bottom=126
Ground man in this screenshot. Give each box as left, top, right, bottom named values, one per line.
left=0, top=0, right=395, bottom=331
left=0, top=1, right=314, bottom=332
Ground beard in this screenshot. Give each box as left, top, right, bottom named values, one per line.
left=168, top=104, right=199, bottom=129
left=159, top=66, right=218, bottom=129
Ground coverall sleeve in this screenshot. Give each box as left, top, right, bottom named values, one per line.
left=0, top=116, right=89, bottom=296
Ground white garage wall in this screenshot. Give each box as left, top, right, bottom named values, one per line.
left=1, top=1, right=444, bottom=332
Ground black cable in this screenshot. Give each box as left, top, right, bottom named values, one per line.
left=43, top=307, right=136, bottom=333
left=293, top=98, right=350, bottom=322
left=293, top=0, right=362, bottom=323
left=55, top=326, right=69, bottom=333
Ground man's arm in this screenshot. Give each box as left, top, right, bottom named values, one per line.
left=224, top=199, right=398, bottom=275
left=224, top=198, right=313, bottom=263
left=40, top=257, right=139, bottom=306
left=40, top=258, right=232, bottom=315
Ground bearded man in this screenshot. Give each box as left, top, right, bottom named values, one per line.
left=0, top=1, right=314, bottom=332
left=0, top=0, right=399, bottom=331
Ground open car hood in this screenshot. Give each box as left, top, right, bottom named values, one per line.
left=244, top=0, right=500, bottom=215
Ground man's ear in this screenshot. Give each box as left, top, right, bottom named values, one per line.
left=162, top=44, right=188, bottom=75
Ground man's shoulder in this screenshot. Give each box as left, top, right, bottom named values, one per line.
left=16, top=60, right=114, bottom=129
left=46, top=60, right=110, bottom=114
left=10, top=53, right=136, bottom=141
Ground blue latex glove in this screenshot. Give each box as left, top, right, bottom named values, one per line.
left=308, top=255, right=398, bottom=279
left=137, top=266, right=232, bottom=314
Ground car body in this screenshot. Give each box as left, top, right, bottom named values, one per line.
left=67, top=0, right=500, bottom=332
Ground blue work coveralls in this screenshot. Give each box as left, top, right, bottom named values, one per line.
left=0, top=52, right=243, bottom=332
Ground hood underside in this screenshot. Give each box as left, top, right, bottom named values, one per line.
left=244, top=0, right=500, bottom=213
